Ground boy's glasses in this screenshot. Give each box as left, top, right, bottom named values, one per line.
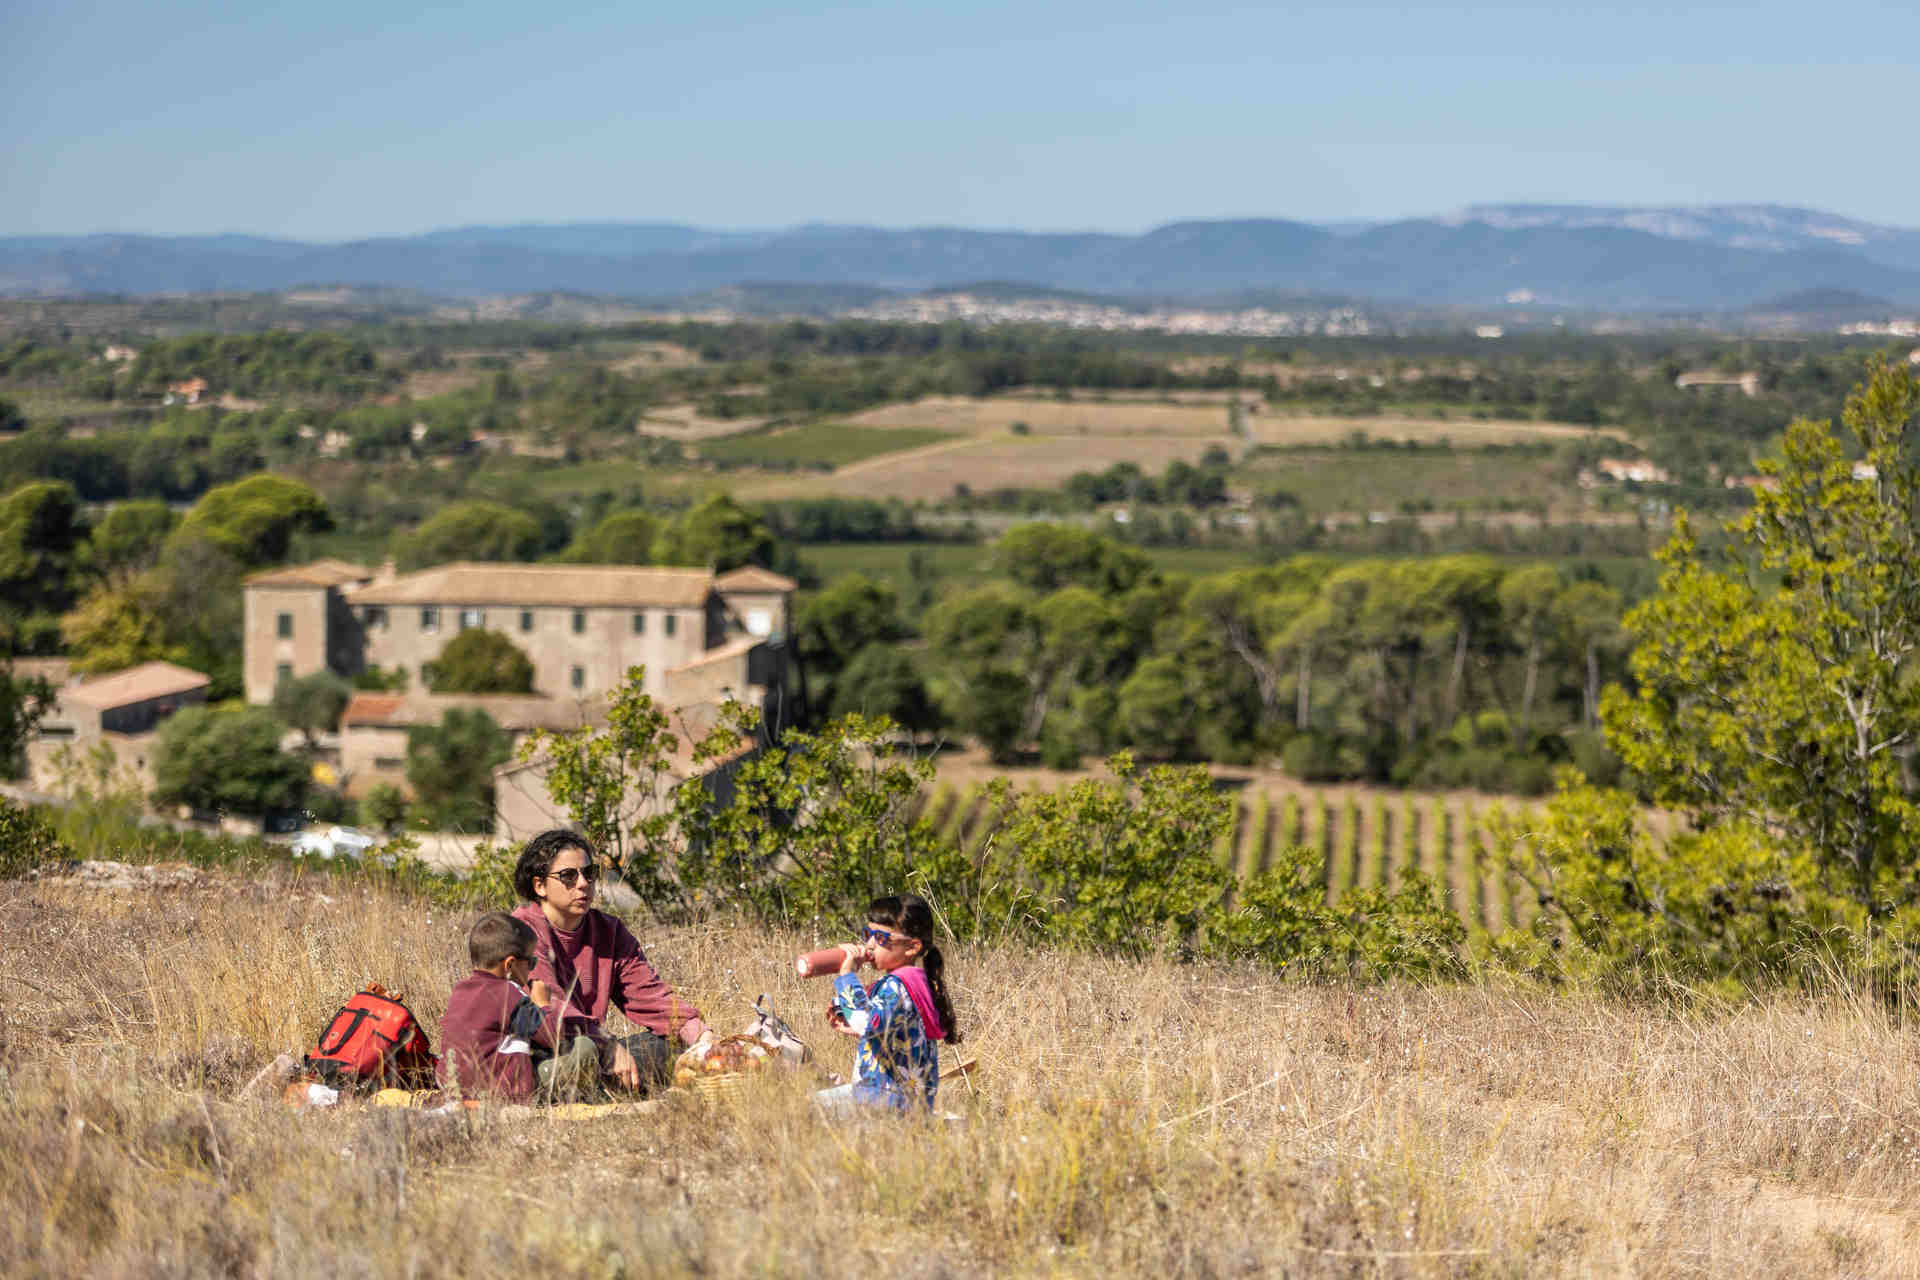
left=546, top=866, right=599, bottom=888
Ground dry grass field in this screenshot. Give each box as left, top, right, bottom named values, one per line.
left=8, top=871, right=1920, bottom=1277
left=737, top=431, right=1233, bottom=501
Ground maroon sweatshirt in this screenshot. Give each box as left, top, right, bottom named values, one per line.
left=437, top=970, right=550, bottom=1102
left=511, top=904, right=706, bottom=1047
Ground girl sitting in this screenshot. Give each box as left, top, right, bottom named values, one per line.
left=817, top=893, right=962, bottom=1114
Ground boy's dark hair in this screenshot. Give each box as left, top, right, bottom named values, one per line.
left=867, top=893, right=962, bottom=1045
left=512, top=828, right=595, bottom=901
left=468, top=911, right=537, bottom=970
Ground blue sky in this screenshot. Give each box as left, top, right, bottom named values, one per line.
left=6, top=0, right=1917, bottom=239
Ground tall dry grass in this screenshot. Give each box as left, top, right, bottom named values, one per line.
left=6, top=869, right=1920, bottom=1276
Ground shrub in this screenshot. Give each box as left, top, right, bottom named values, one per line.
left=0, top=797, right=70, bottom=880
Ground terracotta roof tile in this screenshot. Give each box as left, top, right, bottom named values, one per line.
left=344, top=562, right=715, bottom=608
left=245, top=559, right=374, bottom=588
left=342, top=692, right=606, bottom=733
left=62, top=661, right=210, bottom=709
left=714, top=566, right=797, bottom=593
left=666, top=635, right=762, bottom=676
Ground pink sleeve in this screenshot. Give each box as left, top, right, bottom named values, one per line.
left=607, top=919, right=703, bottom=1041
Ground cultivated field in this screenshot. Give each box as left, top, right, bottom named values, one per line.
left=724, top=394, right=1614, bottom=502
left=1234, top=447, right=1589, bottom=517
left=915, top=777, right=1548, bottom=936
left=7, top=872, right=1920, bottom=1276
left=737, top=432, right=1240, bottom=501
left=697, top=423, right=957, bottom=469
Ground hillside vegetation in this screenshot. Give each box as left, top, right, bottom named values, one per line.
left=7, top=872, right=1920, bottom=1277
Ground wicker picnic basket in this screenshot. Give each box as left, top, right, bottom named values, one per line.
left=674, top=1034, right=775, bottom=1102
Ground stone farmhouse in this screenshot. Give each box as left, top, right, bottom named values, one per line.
left=242, top=558, right=795, bottom=802
left=24, top=659, right=211, bottom=796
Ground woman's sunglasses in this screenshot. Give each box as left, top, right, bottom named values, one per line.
left=545, top=865, right=600, bottom=888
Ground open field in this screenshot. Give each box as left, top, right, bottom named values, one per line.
left=843, top=395, right=1615, bottom=446
left=8, top=871, right=1920, bottom=1276
left=725, top=394, right=1615, bottom=502
left=845, top=394, right=1246, bottom=438
left=1234, top=447, right=1587, bottom=516
left=1249, top=412, right=1625, bottom=448
left=738, top=432, right=1241, bottom=501
left=697, top=423, right=957, bottom=469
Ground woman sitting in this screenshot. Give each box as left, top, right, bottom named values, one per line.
left=510, top=828, right=709, bottom=1096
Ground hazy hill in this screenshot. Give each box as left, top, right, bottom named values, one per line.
left=7, top=206, right=1920, bottom=309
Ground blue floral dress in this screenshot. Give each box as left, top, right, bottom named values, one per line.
left=830, top=970, right=940, bottom=1111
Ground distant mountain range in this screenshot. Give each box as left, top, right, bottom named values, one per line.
left=6, top=204, right=1920, bottom=312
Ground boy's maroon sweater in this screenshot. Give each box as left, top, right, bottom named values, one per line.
left=437, top=970, right=547, bottom=1101
left=511, top=904, right=706, bottom=1047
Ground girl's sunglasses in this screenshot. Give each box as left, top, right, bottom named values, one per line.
left=863, top=926, right=907, bottom=946
left=545, top=866, right=600, bottom=888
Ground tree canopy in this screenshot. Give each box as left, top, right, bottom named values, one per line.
left=153, top=705, right=306, bottom=816
left=422, top=629, right=536, bottom=694
left=653, top=494, right=773, bottom=571
left=393, top=501, right=541, bottom=570
left=406, top=707, right=511, bottom=831
left=173, top=473, right=331, bottom=566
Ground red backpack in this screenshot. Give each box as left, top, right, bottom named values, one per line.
left=303, top=984, right=438, bottom=1091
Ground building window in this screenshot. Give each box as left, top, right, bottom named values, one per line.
left=459, top=608, right=484, bottom=630
left=374, top=756, right=404, bottom=771
left=572, top=609, right=586, bottom=634
left=363, top=606, right=387, bottom=629
left=275, top=662, right=293, bottom=685
left=664, top=613, right=677, bottom=637
left=276, top=612, right=293, bottom=638
left=420, top=607, right=440, bottom=632
left=631, top=611, right=646, bottom=635
left=520, top=609, right=534, bottom=632
left=571, top=665, right=585, bottom=691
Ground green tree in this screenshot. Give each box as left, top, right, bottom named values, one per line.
left=270, top=669, right=352, bottom=749
left=993, top=754, right=1229, bottom=953
left=0, top=670, right=54, bottom=780
left=1604, top=361, right=1920, bottom=915
left=828, top=643, right=940, bottom=736
left=652, top=494, right=774, bottom=571
left=172, top=473, right=330, bottom=566
left=0, top=481, right=88, bottom=621
left=393, top=501, right=542, bottom=570
left=1117, top=655, right=1197, bottom=758
left=990, top=523, right=1151, bottom=595
left=153, top=705, right=307, bottom=816
left=61, top=584, right=188, bottom=674
left=796, top=572, right=908, bottom=715
left=674, top=710, right=953, bottom=925
left=360, top=781, right=409, bottom=833
left=520, top=664, right=709, bottom=909
left=1555, top=579, right=1624, bottom=731
left=1498, top=563, right=1566, bottom=746
left=88, top=500, right=177, bottom=578
left=422, top=629, right=536, bottom=694
left=406, top=707, right=511, bottom=831
left=557, top=509, right=661, bottom=564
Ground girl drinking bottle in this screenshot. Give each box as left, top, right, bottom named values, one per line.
left=813, top=893, right=962, bottom=1115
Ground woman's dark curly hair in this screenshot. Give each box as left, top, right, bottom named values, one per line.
left=513, top=828, right=596, bottom=901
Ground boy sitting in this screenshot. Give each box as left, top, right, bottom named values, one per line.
left=439, top=912, right=563, bottom=1102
